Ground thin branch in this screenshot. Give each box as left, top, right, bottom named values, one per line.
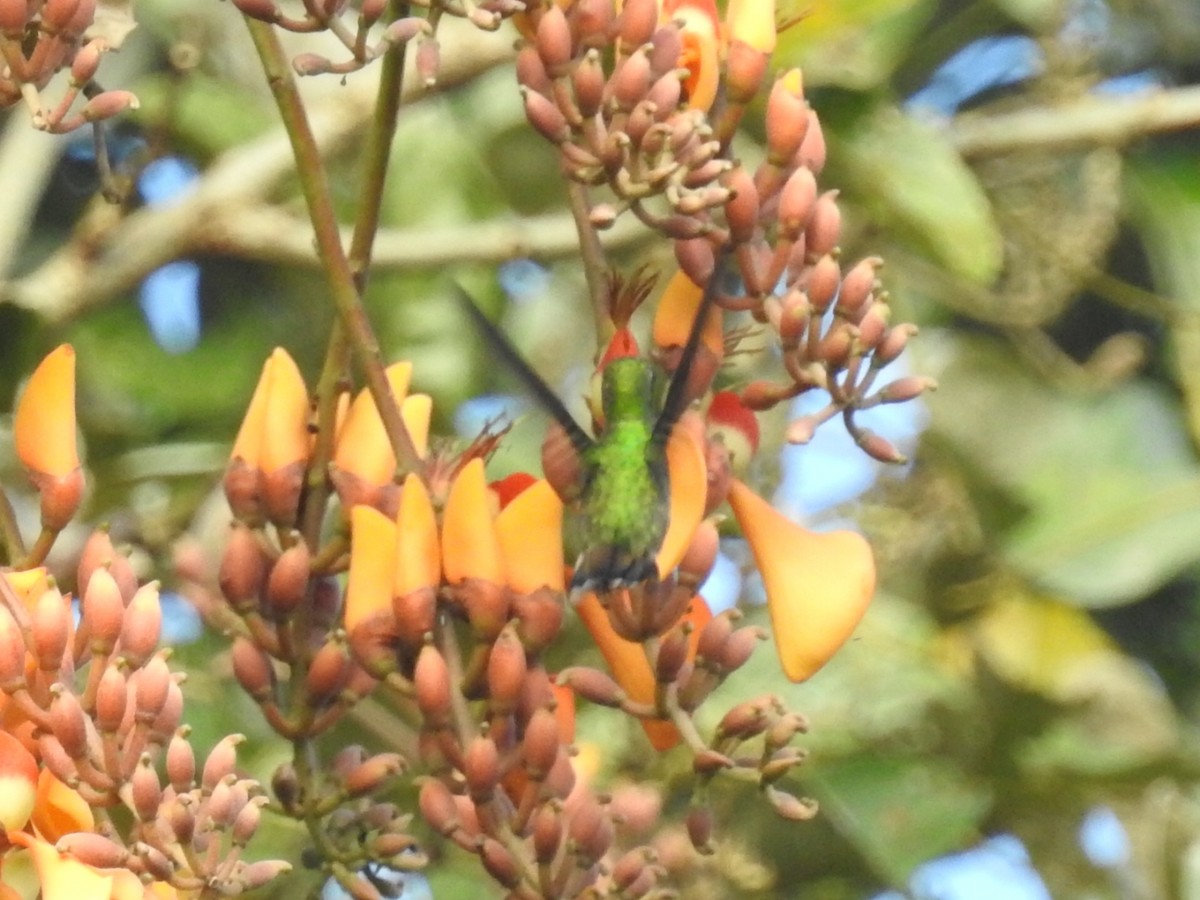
left=245, top=18, right=421, bottom=472
left=949, top=84, right=1200, bottom=159
left=566, top=181, right=614, bottom=343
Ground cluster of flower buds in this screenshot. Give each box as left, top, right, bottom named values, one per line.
left=654, top=64, right=934, bottom=462
left=517, top=0, right=737, bottom=236
left=0, top=344, right=286, bottom=897
left=0, top=530, right=285, bottom=895
left=0, top=0, right=136, bottom=132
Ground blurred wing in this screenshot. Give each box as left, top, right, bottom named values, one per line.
left=455, top=284, right=595, bottom=454
left=651, top=250, right=728, bottom=450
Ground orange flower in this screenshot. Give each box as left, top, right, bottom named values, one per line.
left=577, top=591, right=681, bottom=750
left=393, top=474, right=440, bottom=598
left=32, top=769, right=94, bottom=843
left=656, top=423, right=708, bottom=579
left=344, top=506, right=398, bottom=634
left=495, top=479, right=565, bottom=594
left=0, top=730, right=37, bottom=834
left=441, top=458, right=504, bottom=586
left=14, top=346, right=78, bottom=480
left=332, top=363, right=414, bottom=488
left=230, top=348, right=309, bottom=473
left=725, top=0, right=776, bottom=54
left=727, top=479, right=875, bottom=682
left=662, top=0, right=721, bottom=112
left=14, top=346, right=84, bottom=530
left=7, top=834, right=113, bottom=900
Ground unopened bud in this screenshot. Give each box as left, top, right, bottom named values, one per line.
left=202, top=734, right=244, bottom=792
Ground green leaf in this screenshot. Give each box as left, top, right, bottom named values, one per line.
left=929, top=336, right=1200, bottom=606
left=838, top=107, right=1004, bottom=282
left=776, top=0, right=935, bottom=89
left=804, top=755, right=991, bottom=885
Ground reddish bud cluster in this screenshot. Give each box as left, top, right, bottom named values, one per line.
left=517, top=0, right=733, bottom=236
left=0, top=0, right=135, bottom=132
left=0, top=528, right=285, bottom=894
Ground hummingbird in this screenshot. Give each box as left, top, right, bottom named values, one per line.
left=456, top=260, right=723, bottom=592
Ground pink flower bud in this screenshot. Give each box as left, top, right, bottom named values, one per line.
left=618, top=0, right=657, bottom=47
left=535, top=4, right=573, bottom=75
left=521, top=86, right=569, bottom=143
left=80, top=90, right=138, bottom=123
left=765, top=69, right=808, bottom=163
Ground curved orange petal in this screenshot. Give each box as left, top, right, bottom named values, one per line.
left=333, top=363, right=414, bottom=487
left=344, top=506, right=398, bottom=633
left=230, top=353, right=273, bottom=467
left=727, top=479, right=875, bottom=682
left=656, top=423, right=707, bottom=578
left=441, top=458, right=504, bottom=585
left=495, top=480, right=565, bottom=594
left=725, top=0, right=776, bottom=54
left=662, top=0, right=721, bottom=113
left=576, top=592, right=680, bottom=751
left=8, top=835, right=112, bottom=900
left=4, top=568, right=49, bottom=610
left=32, top=770, right=94, bottom=842
left=652, top=270, right=722, bottom=361
left=401, top=394, right=433, bottom=459
left=394, top=474, right=440, bottom=597
left=0, top=730, right=37, bottom=833
left=15, top=345, right=78, bottom=478
left=259, top=349, right=310, bottom=473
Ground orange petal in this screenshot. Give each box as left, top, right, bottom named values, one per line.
left=259, top=349, right=310, bottom=474
left=345, top=506, right=398, bottom=633
left=495, top=480, right=565, bottom=594
left=394, top=475, right=440, bottom=597
left=230, top=353, right=273, bottom=467
left=109, top=871, right=150, bottom=900
left=4, top=568, right=50, bottom=610
left=656, top=423, right=708, bottom=578
left=333, top=363, right=414, bottom=487
left=725, top=0, right=776, bottom=54
left=727, top=479, right=875, bottom=682
left=15, top=345, right=78, bottom=478
left=32, top=769, right=95, bottom=842
left=576, top=592, right=680, bottom=751
left=7, top=834, right=112, bottom=900
left=663, top=0, right=721, bottom=112
left=441, top=458, right=504, bottom=585
left=401, top=394, right=433, bottom=459
left=652, top=270, right=722, bottom=361
left=0, top=730, right=37, bottom=833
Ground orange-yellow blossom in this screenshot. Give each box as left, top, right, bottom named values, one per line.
left=656, top=424, right=708, bottom=579
left=725, top=0, right=777, bottom=54
left=230, top=348, right=309, bottom=473
left=3, top=569, right=50, bottom=611
left=14, top=346, right=78, bottom=480
left=495, top=479, right=565, bottom=594
left=344, top=506, right=398, bottom=633
left=652, top=269, right=724, bottom=363
left=576, top=591, right=681, bottom=750
left=0, top=730, right=37, bottom=834
left=727, top=479, right=875, bottom=682
left=394, top=474, right=440, bottom=597
left=7, top=834, right=112, bottom=900
left=441, top=458, right=504, bottom=586
left=662, top=0, right=721, bottom=111
left=32, top=770, right=94, bottom=843
left=332, top=363, right=415, bottom=486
